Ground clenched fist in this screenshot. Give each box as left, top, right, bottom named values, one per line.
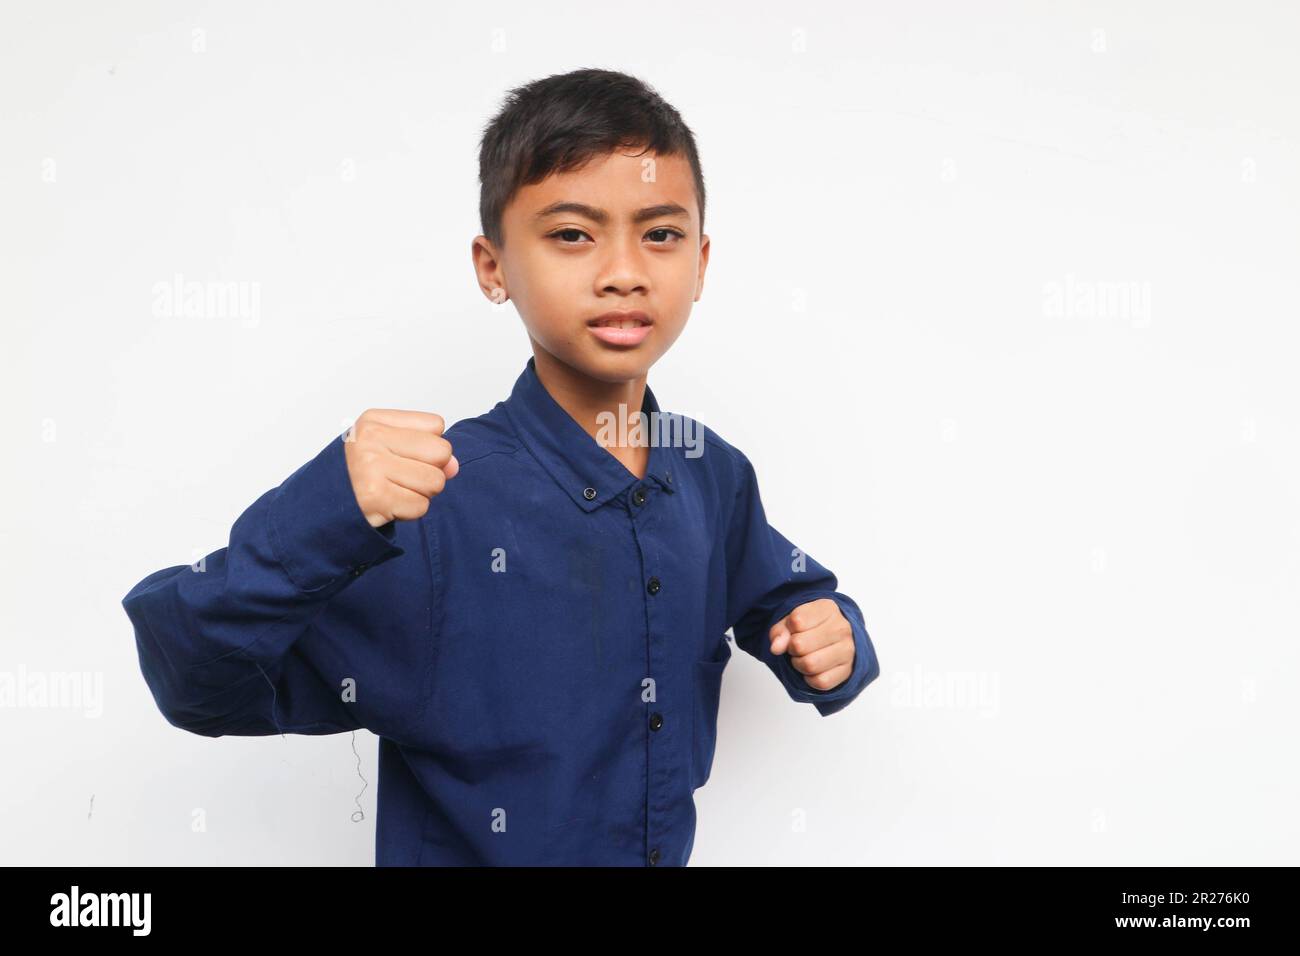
left=769, top=598, right=855, bottom=691
left=343, top=409, right=460, bottom=528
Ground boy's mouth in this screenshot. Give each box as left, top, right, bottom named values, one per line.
left=587, top=310, right=654, bottom=346
left=587, top=311, right=653, bottom=329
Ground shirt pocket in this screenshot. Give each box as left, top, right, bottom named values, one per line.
left=690, top=638, right=731, bottom=790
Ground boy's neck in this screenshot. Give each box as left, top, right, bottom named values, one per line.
left=531, top=347, right=650, bottom=480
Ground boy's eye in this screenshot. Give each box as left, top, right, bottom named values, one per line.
left=646, top=228, right=685, bottom=244
left=551, top=228, right=591, bottom=244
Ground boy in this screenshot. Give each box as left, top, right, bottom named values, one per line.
left=122, top=68, right=881, bottom=866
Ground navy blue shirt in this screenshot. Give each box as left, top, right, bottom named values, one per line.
left=123, top=356, right=880, bottom=865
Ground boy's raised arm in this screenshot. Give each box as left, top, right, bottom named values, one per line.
left=121, top=410, right=456, bottom=738
left=722, top=448, right=881, bottom=717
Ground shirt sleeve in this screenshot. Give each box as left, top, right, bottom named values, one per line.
left=723, top=448, right=880, bottom=717
left=121, top=433, right=416, bottom=737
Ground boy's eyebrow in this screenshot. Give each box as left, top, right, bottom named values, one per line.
left=532, top=201, right=691, bottom=225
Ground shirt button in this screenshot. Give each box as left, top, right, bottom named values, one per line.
left=646, top=576, right=661, bottom=595
left=583, top=487, right=597, bottom=500
left=350, top=563, right=368, bottom=578
left=648, top=848, right=660, bottom=866
left=633, top=488, right=646, bottom=506
left=649, top=712, right=663, bottom=731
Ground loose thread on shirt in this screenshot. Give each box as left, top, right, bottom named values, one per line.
left=253, top=661, right=289, bottom=739
left=351, top=731, right=367, bottom=823
left=253, top=659, right=368, bottom=824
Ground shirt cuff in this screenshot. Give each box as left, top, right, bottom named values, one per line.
left=268, top=433, right=406, bottom=593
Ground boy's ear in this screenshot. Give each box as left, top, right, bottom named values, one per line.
left=471, top=235, right=507, bottom=304
left=694, top=233, right=711, bottom=301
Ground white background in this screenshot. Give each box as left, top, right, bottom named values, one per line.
left=2, top=1, right=1296, bottom=865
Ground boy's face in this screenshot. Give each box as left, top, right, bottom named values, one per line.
left=474, top=148, right=709, bottom=387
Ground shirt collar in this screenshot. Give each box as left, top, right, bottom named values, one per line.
left=502, top=355, right=678, bottom=511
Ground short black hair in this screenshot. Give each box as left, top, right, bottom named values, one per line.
left=477, top=68, right=706, bottom=248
